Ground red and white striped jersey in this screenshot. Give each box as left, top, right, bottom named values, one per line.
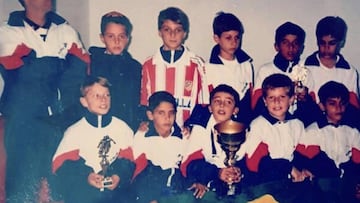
left=140, top=47, right=209, bottom=126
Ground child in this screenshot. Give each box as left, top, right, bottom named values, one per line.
left=89, top=11, right=142, bottom=131
left=140, top=7, right=208, bottom=127
left=295, top=81, right=360, bottom=202
left=0, top=0, right=88, bottom=201
left=181, top=84, right=248, bottom=201
left=205, top=11, right=254, bottom=125
left=51, top=76, right=135, bottom=203
left=304, top=16, right=359, bottom=108
left=252, top=21, right=319, bottom=127
left=132, top=91, right=187, bottom=203
left=245, top=74, right=317, bottom=202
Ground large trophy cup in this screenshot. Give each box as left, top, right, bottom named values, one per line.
left=98, top=135, right=116, bottom=191
left=215, top=120, right=246, bottom=196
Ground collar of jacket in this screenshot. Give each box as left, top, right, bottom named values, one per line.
left=273, top=53, right=300, bottom=72
left=304, top=51, right=351, bottom=69
left=84, top=110, right=112, bottom=128
left=88, top=46, right=131, bottom=59
left=145, top=121, right=183, bottom=139
left=316, top=111, right=356, bottom=129
left=160, top=45, right=185, bottom=64
left=209, top=44, right=252, bottom=64
left=262, top=109, right=295, bottom=125
left=8, top=10, right=66, bottom=27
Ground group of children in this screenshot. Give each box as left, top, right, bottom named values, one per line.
left=0, top=2, right=360, bottom=203
left=50, top=7, right=360, bottom=203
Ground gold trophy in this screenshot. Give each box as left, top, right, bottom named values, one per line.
left=98, top=135, right=115, bottom=191
left=215, top=120, right=246, bottom=196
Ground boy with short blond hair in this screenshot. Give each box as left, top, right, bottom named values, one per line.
left=244, top=74, right=319, bottom=202
left=52, top=76, right=135, bottom=203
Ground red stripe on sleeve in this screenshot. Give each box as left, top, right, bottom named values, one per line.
left=52, top=149, right=80, bottom=174
left=349, top=92, right=360, bottom=109
left=132, top=153, right=148, bottom=180
left=140, top=61, right=156, bottom=105
left=309, top=91, right=316, bottom=102
left=67, top=43, right=90, bottom=64
left=246, top=142, right=269, bottom=172
left=295, top=144, right=320, bottom=159
left=180, top=149, right=204, bottom=177
left=118, top=147, right=135, bottom=161
left=352, top=148, right=360, bottom=164
left=0, top=44, right=31, bottom=70
left=251, top=89, right=262, bottom=110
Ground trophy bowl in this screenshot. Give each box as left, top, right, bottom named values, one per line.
left=214, top=119, right=246, bottom=195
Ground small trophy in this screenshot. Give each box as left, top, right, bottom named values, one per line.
left=98, top=135, right=115, bottom=191
left=289, top=64, right=309, bottom=97
left=215, top=120, right=246, bottom=196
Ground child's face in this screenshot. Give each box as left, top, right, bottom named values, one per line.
left=26, top=0, right=53, bottom=14
left=209, top=92, right=239, bottom=124
left=321, top=97, right=346, bottom=124
left=147, top=101, right=176, bottom=137
left=214, top=30, right=241, bottom=60
left=318, top=35, right=342, bottom=60
left=80, top=83, right=111, bottom=115
left=263, top=87, right=294, bottom=121
left=275, top=34, right=302, bottom=61
left=158, top=20, right=187, bottom=51
left=100, top=22, right=129, bottom=55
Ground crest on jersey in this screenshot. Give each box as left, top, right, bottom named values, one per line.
left=184, top=80, right=193, bottom=92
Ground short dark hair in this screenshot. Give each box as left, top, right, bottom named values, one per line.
left=318, top=81, right=349, bottom=105
left=18, top=0, right=25, bottom=7
left=100, top=12, right=132, bottom=36
left=262, top=74, right=294, bottom=98
left=158, top=7, right=189, bottom=33
left=275, top=21, right=305, bottom=45
left=210, top=84, right=240, bottom=107
left=80, top=76, right=111, bottom=97
left=212, top=11, right=244, bottom=37
left=316, top=16, right=347, bottom=42
left=148, top=91, right=177, bottom=112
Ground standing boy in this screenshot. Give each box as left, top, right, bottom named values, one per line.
left=132, top=91, right=187, bottom=203
left=140, top=7, right=208, bottom=127
left=295, top=81, right=360, bottom=202
left=0, top=0, right=89, bottom=201
left=252, top=22, right=319, bottom=126
left=304, top=16, right=359, bottom=108
left=89, top=11, right=142, bottom=131
left=52, top=76, right=135, bottom=203
left=205, top=12, right=254, bottom=125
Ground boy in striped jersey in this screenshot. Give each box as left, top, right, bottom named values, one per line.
left=140, top=7, right=208, bottom=128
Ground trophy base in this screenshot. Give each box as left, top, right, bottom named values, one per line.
left=100, top=177, right=113, bottom=191
left=102, top=177, right=113, bottom=187
left=215, top=182, right=241, bottom=197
